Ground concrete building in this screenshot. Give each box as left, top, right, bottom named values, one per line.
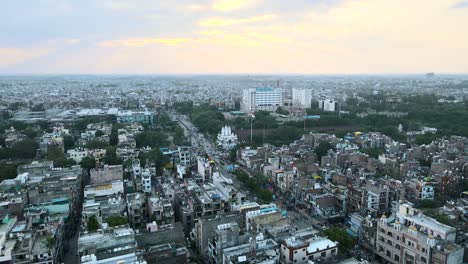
left=116, top=110, right=155, bottom=125
left=241, top=88, right=283, bottom=113
left=197, top=157, right=213, bottom=182
left=90, top=165, right=123, bottom=185
left=279, top=236, right=338, bottom=264
left=222, top=233, right=279, bottom=264
left=318, top=99, right=337, bottom=112
left=67, top=148, right=89, bottom=163
left=292, top=89, right=312, bottom=109
left=375, top=203, right=462, bottom=264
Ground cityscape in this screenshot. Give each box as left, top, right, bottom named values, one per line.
left=1, top=1, right=468, bottom=264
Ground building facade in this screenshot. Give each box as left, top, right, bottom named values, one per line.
left=242, top=88, right=283, bottom=113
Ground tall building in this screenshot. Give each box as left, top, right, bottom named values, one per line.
left=375, top=202, right=463, bottom=264
left=292, top=88, right=312, bottom=109
left=241, top=88, right=283, bottom=112
left=318, top=99, right=337, bottom=112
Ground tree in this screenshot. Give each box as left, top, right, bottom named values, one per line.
left=85, top=140, right=109, bottom=149
left=22, top=127, right=37, bottom=139
left=107, top=215, right=128, bottom=227
left=10, top=138, right=38, bottom=159
left=63, top=135, right=75, bottom=151
left=102, top=146, right=123, bottom=165
left=87, top=215, right=99, bottom=232
left=136, top=131, right=169, bottom=148
left=46, top=146, right=75, bottom=168
left=314, top=141, right=335, bottom=162
left=95, top=130, right=105, bottom=137
left=172, top=126, right=185, bottom=146
left=138, top=149, right=169, bottom=173
left=323, top=227, right=356, bottom=255
left=0, top=164, right=18, bottom=181
left=80, top=156, right=96, bottom=171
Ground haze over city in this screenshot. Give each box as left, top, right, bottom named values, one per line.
left=1, top=0, right=468, bottom=74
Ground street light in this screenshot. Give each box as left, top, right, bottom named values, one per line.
left=250, top=114, right=255, bottom=143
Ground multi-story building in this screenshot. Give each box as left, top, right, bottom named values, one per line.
left=279, top=236, right=338, bottom=264
left=241, top=88, right=283, bottom=113
left=116, top=110, right=155, bottom=125
left=292, top=88, right=312, bottom=109
left=318, top=99, right=337, bottom=112
left=375, top=203, right=462, bottom=264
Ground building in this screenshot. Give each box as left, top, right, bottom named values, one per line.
left=116, top=110, right=155, bottom=125
left=241, top=88, right=283, bottom=113
left=375, top=203, right=462, bottom=264
left=90, top=165, right=123, bottom=185
left=279, top=236, right=338, bottom=264
left=292, top=89, right=312, bottom=109
left=67, top=148, right=89, bottom=163
left=318, top=99, right=337, bottom=112
left=217, top=126, right=238, bottom=150
left=197, top=157, right=213, bottom=182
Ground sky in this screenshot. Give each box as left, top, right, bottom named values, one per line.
left=1, top=0, right=468, bottom=74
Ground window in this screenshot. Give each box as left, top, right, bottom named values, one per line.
left=394, top=255, right=399, bottom=261
left=386, top=250, right=391, bottom=257
left=321, top=252, right=326, bottom=257
left=395, top=244, right=400, bottom=250
left=303, top=248, right=306, bottom=252
left=331, top=249, right=337, bottom=255
left=422, top=248, right=426, bottom=253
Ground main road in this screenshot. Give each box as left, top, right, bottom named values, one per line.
left=168, top=111, right=255, bottom=200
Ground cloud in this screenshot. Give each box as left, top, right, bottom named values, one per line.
left=451, top=1, right=468, bottom=9
left=0, top=47, right=50, bottom=67
left=98, top=38, right=192, bottom=47
left=199, top=14, right=276, bottom=27
left=212, top=0, right=258, bottom=11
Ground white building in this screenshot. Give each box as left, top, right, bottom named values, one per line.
left=216, top=126, right=238, bottom=150
left=178, top=146, right=191, bottom=166
left=197, top=157, right=212, bottom=182
left=241, top=88, right=283, bottom=112
left=280, top=236, right=338, bottom=264
left=67, top=148, right=89, bottom=163
left=292, top=88, right=312, bottom=109
left=319, top=99, right=337, bottom=112
left=141, top=168, right=152, bottom=193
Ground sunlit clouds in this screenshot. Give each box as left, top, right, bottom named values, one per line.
left=0, top=0, right=467, bottom=74
left=199, top=14, right=276, bottom=27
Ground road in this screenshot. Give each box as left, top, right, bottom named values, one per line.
left=169, top=111, right=258, bottom=200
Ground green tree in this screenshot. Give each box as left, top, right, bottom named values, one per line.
left=138, top=149, right=169, bottom=172
left=102, top=146, right=123, bottom=165
left=63, top=135, right=75, bottom=151
left=323, top=227, right=356, bottom=255
left=172, top=126, right=186, bottom=145
left=95, top=130, right=105, bottom=137
left=314, top=141, right=335, bottom=162
left=85, top=140, right=109, bottom=149
left=80, top=156, right=96, bottom=171
left=87, top=215, right=99, bottom=232
left=22, top=127, right=37, bottom=139
left=0, top=164, right=18, bottom=181
left=46, top=146, right=75, bottom=168
left=136, top=131, right=169, bottom=148
left=107, top=215, right=128, bottom=227
left=10, top=138, right=38, bottom=159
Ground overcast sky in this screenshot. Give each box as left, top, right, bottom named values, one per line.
left=1, top=0, right=467, bottom=74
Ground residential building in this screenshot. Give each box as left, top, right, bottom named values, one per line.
left=292, top=88, right=312, bottom=109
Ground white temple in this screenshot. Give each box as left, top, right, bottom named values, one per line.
left=216, top=126, right=238, bottom=150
